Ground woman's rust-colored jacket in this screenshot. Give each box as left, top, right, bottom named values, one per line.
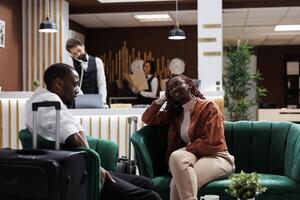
left=142, top=98, right=228, bottom=161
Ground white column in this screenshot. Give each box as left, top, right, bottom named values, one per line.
left=197, top=0, right=223, bottom=94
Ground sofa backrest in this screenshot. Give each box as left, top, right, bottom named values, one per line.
left=224, top=121, right=293, bottom=175
left=131, top=125, right=169, bottom=178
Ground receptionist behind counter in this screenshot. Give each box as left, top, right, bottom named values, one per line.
left=131, top=60, right=159, bottom=104
left=66, top=38, right=107, bottom=105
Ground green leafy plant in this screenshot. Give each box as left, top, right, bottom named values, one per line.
left=32, top=80, right=40, bottom=89
left=226, top=171, right=267, bottom=199
left=223, top=40, right=267, bottom=121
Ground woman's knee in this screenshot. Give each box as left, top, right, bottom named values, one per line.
left=169, top=150, right=195, bottom=168
left=169, top=150, right=184, bottom=166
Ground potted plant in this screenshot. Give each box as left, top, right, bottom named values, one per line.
left=223, top=40, right=267, bottom=121
left=32, top=80, right=40, bottom=89
left=226, top=171, right=267, bottom=200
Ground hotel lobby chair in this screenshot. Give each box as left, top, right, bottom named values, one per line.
left=131, top=121, right=300, bottom=200
left=19, top=129, right=118, bottom=200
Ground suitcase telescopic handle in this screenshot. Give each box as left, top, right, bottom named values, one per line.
left=32, top=101, right=61, bottom=111
left=32, top=101, right=61, bottom=150
left=127, top=116, right=138, bottom=174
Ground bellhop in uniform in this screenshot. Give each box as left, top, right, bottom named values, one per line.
left=66, top=38, right=107, bottom=104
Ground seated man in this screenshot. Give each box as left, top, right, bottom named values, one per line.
left=25, top=63, right=160, bottom=200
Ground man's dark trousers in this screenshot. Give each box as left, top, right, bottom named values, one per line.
left=101, top=171, right=161, bottom=200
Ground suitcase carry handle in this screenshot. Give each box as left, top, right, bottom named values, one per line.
left=32, top=101, right=61, bottom=150
left=32, top=101, right=61, bottom=111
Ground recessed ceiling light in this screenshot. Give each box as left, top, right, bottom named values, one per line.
left=98, top=0, right=171, bottom=3
left=274, top=25, right=300, bottom=32
left=134, top=14, right=172, bottom=22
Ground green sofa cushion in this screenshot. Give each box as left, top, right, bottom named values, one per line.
left=203, top=174, right=300, bottom=194
left=152, top=174, right=300, bottom=199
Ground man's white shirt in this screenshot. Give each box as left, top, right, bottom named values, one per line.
left=25, top=87, right=84, bottom=143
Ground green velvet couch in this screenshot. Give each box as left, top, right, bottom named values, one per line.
left=19, top=129, right=118, bottom=200
left=131, top=121, right=300, bottom=200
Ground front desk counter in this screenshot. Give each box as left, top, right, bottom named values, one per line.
left=0, top=92, right=146, bottom=158
left=258, top=108, right=300, bottom=123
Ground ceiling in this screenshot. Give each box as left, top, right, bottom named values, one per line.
left=67, top=0, right=300, bottom=45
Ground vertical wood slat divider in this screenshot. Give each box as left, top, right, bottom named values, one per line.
left=48, top=1, right=51, bottom=67
left=8, top=100, right=11, bottom=148
left=25, top=1, right=30, bottom=90
left=16, top=100, right=20, bottom=149
left=42, top=0, right=46, bottom=88
left=89, top=117, right=92, bottom=136
left=37, top=0, right=41, bottom=85
left=98, top=116, right=102, bottom=139
left=31, top=0, right=36, bottom=90
left=59, top=0, right=63, bottom=62
left=53, top=0, right=57, bottom=63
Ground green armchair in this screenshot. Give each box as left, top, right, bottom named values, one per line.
left=131, top=121, right=300, bottom=200
left=19, top=129, right=118, bottom=200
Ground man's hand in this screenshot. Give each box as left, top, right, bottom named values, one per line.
left=100, top=167, right=116, bottom=184
left=131, top=86, right=141, bottom=94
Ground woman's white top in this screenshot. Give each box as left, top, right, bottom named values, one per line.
left=180, top=98, right=197, bottom=143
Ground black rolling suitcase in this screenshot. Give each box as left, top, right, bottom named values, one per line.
left=117, top=116, right=137, bottom=174
left=0, top=101, right=88, bottom=200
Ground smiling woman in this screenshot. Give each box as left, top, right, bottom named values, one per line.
left=142, top=73, right=235, bottom=200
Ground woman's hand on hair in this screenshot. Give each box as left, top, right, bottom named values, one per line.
left=155, top=94, right=167, bottom=105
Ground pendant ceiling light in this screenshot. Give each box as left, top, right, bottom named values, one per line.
left=39, top=0, right=57, bottom=33
left=168, top=0, right=186, bottom=40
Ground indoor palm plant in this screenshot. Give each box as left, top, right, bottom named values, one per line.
left=226, top=171, right=267, bottom=200
left=223, top=40, right=267, bottom=121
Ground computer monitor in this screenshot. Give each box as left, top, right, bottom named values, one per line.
left=75, top=94, right=104, bottom=109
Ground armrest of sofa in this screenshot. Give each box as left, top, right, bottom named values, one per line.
left=131, top=131, right=155, bottom=178
left=87, top=136, right=118, bottom=172
left=19, top=129, right=101, bottom=200
left=285, top=123, right=300, bottom=183
left=131, top=125, right=169, bottom=178
left=74, top=146, right=100, bottom=200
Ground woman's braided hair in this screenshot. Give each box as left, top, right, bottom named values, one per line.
left=165, top=74, right=205, bottom=117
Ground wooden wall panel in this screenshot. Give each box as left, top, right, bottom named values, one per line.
left=0, top=0, right=22, bottom=91
left=85, top=25, right=198, bottom=81
left=22, top=0, right=64, bottom=91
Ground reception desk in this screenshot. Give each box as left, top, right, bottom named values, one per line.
left=0, top=92, right=145, bottom=158
left=258, top=108, right=300, bottom=123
